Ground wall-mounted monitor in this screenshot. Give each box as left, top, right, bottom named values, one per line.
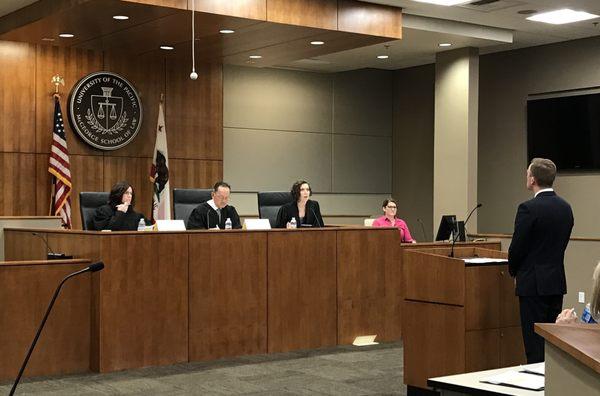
left=527, top=91, right=600, bottom=171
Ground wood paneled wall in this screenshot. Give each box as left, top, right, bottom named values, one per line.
left=0, top=40, right=223, bottom=229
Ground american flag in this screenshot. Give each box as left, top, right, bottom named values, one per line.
left=48, top=96, right=72, bottom=228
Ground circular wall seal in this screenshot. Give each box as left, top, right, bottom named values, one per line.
left=68, top=71, right=143, bottom=151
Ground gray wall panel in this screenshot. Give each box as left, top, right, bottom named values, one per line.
left=224, top=65, right=333, bottom=133
left=332, top=134, right=391, bottom=193
left=333, top=69, right=393, bottom=137
left=224, top=128, right=332, bottom=192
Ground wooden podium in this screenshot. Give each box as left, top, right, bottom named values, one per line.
left=403, top=246, right=526, bottom=389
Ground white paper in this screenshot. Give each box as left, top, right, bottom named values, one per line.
left=520, top=362, right=545, bottom=376
left=463, top=257, right=508, bottom=264
left=480, top=370, right=544, bottom=391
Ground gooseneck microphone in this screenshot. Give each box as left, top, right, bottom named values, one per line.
left=417, top=218, right=427, bottom=242
left=450, top=203, right=482, bottom=258
left=310, top=207, right=323, bottom=228
left=10, top=262, right=105, bottom=396
left=31, top=232, right=56, bottom=256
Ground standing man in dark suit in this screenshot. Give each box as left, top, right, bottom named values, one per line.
left=508, top=158, right=574, bottom=363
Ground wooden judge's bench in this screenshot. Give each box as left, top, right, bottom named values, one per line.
left=1, top=227, right=506, bottom=382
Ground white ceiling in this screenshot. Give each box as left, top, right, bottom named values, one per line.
left=281, top=0, right=600, bottom=72
left=0, top=0, right=37, bottom=17
left=2, top=0, right=600, bottom=72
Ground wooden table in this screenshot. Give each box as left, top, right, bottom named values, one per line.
left=3, top=226, right=404, bottom=378
left=535, top=323, right=600, bottom=396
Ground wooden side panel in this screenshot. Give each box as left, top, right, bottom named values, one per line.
left=500, top=265, right=521, bottom=327
left=338, top=0, right=402, bottom=39
left=404, top=249, right=465, bottom=306
left=500, top=326, right=526, bottom=367
left=196, top=0, right=267, bottom=20
left=268, top=230, right=337, bottom=352
left=35, top=45, right=104, bottom=156
left=0, top=261, right=91, bottom=380
left=0, top=41, right=36, bottom=153
left=0, top=153, right=37, bottom=216
left=4, top=230, right=48, bottom=261
left=98, top=234, right=188, bottom=371
left=465, top=265, right=500, bottom=330
left=168, top=159, right=223, bottom=189
left=166, top=61, right=222, bottom=161
left=403, top=300, right=465, bottom=389
left=189, top=232, right=267, bottom=361
left=465, top=329, right=500, bottom=372
left=337, top=229, right=402, bottom=344
left=267, top=0, right=337, bottom=30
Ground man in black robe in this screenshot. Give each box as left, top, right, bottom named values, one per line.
left=187, top=181, right=242, bottom=229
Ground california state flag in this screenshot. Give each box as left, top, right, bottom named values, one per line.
left=149, top=101, right=171, bottom=221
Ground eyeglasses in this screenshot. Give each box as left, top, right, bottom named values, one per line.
left=386, top=206, right=397, bottom=209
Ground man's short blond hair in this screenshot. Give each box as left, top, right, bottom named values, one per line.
left=529, top=158, right=556, bottom=188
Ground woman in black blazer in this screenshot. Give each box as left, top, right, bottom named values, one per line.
left=275, top=180, right=324, bottom=228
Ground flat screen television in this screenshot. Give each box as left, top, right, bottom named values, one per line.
left=527, top=91, right=600, bottom=171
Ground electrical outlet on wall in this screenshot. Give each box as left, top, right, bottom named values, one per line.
left=578, top=292, right=585, bottom=303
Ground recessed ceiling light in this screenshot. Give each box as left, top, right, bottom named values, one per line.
left=310, top=41, right=325, bottom=45
left=377, top=55, right=389, bottom=59
left=249, top=55, right=262, bottom=59
left=413, top=0, right=471, bottom=6
left=113, top=15, right=129, bottom=20
left=439, top=43, right=452, bottom=47
left=160, top=45, right=174, bottom=50
left=527, top=8, right=599, bottom=24
left=220, top=29, right=235, bottom=34
left=517, top=10, right=537, bottom=15
left=42, top=37, right=55, bottom=42
left=59, top=33, right=74, bottom=38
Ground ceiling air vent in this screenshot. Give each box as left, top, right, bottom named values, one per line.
left=459, top=0, right=524, bottom=12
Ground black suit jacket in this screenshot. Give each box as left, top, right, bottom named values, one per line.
left=275, top=199, right=324, bottom=228
left=508, top=191, right=573, bottom=296
left=186, top=202, right=242, bottom=230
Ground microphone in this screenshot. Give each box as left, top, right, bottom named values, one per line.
left=310, top=206, right=323, bottom=228
left=450, top=203, right=482, bottom=258
left=31, top=232, right=71, bottom=260
left=10, top=262, right=104, bottom=396
left=417, top=218, right=428, bottom=242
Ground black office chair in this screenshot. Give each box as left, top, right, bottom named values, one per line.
left=173, top=188, right=213, bottom=225
left=79, top=191, right=110, bottom=230
left=257, top=191, right=293, bottom=227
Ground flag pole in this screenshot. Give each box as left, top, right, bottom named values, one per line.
left=49, top=75, right=64, bottom=216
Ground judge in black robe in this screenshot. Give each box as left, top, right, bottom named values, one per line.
left=275, top=180, right=324, bottom=228
left=186, top=181, right=242, bottom=230
left=93, top=181, right=148, bottom=231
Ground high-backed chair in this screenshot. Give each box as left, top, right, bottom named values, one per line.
left=257, top=191, right=292, bottom=227
left=173, top=188, right=212, bottom=224
left=79, top=191, right=110, bottom=230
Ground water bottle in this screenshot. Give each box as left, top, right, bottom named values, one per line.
left=137, top=218, right=146, bottom=231
left=225, top=217, right=232, bottom=230
left=289, top=217, right=297, bottom=229
left=582, top=303, right=597, bottom=323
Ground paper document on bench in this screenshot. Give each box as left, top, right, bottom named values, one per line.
left=480, top=369, right=544, bottom=391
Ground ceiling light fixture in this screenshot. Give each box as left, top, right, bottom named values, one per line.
left=42, top=37, right=55, bottom=42
left=160, top=45, right=174, bottom=50
left=59, top=33, right=74, bottom=38
left=189, top=0, right=197, bottom=80
left=412, top=0, right=471, bottom=6
left=220, top=29, right=235, bottom=34
left=249, top=55, right=262, bottom=59
left=439, top=43, right=452, bottom=47
left=310, top=40, right=325, bottom=45
left=377, top=55, right=389, bottom=59
left=526, top=9, right=599, bottom=24
left=112, top=15, right=129, bottom=20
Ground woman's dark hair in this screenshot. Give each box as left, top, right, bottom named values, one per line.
left=108, top=181, right=134, bottom=208
left=382, top=198, right=397, bottom=209
left=291, top=180, right=311, bottom=202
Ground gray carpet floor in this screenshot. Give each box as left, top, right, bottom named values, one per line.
left=0, top=342, right=406, bottom=395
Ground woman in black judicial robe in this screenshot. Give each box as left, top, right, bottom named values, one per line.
left=92, top=181, right=148, bottom=231
left=275, top=180, right=324, bottom=228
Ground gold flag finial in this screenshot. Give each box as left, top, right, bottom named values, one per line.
left=51, top=74, right=65, bottom=98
